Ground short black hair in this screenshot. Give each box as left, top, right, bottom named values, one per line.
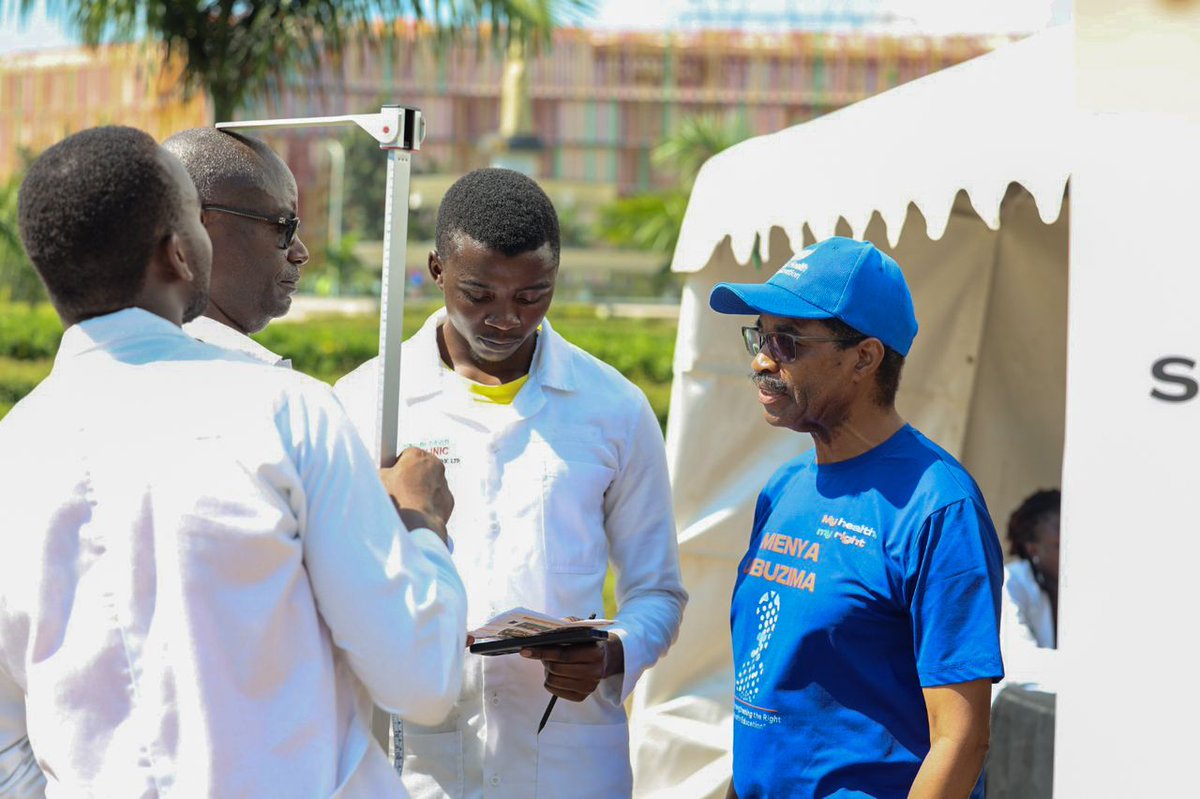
left=1008, top=488, right=1061, bottom=561
left=19, top=125, right=181, bottom=322
left=162, top=127, right=282, bottom=203
left=435, top=168, right=560, bottom=263
left=821, top=317, right=905, bottom=407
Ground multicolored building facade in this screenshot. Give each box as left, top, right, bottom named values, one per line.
left=0, top=43, right=209, bottom=179
left=1, top=26, right=1004, bottom=190
left=247, top=24, right=1006, bottom=195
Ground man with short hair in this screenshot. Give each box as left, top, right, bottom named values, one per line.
left=335, top=168, right=686, bottom=798
left=0, top=125, right=467, bottom=797
left=710, top=237, right=1004, bottom=799
left=163, top=127, right=309, bottom=365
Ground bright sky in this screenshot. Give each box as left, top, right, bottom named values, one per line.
left=0, top=0, right=73, bottom=55
left=590, top=0, right=1071, bottom=33
left=0, top=0, right=1071, bottom=57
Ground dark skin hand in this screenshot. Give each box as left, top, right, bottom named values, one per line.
left=377, top=446, right=454, bottom=545
left=520, top=637, right=625, bottom=702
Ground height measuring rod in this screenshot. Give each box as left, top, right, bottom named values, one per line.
left=217, top=104, right=425, bottom=773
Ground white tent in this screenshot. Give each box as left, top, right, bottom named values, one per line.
left=631, top=27, right=1073, bottom=798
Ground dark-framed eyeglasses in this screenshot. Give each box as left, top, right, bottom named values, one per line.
left=202, top=204, right=300, bottom=250
left=740, top=325, right=861, bottom=364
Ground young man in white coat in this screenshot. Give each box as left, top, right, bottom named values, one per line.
left=0, top=126, right=467, bottom=797
left=335, top=168, right=687, bottom=798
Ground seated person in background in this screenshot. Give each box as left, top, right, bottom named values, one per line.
left=1004, top=489, right=1060, bottom=650
left=997, top=488, right=1060, bottom=694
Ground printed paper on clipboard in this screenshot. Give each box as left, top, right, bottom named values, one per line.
left=468, top=607, right=613, bottom=641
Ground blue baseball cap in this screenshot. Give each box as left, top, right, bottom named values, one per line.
left=708, top=237, right=918, bottom=356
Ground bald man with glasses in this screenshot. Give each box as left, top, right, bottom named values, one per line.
left=164, top=127, right=309, bottom=367
left=709, top=237, right=1005, bottom=799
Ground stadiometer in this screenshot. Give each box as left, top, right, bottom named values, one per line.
left=217, top=104, right=425, bottom=775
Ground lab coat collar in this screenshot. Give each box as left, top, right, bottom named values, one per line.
left=404, top=309, right=577, bottom=408
left=184, top=315, right=289, bottom=367
left=54, top=307, right=189, bottom=366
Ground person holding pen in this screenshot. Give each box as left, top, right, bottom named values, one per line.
left=335, top=168, right=687, bottom=798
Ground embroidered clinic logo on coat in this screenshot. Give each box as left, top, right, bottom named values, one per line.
left=735, top=590, right=781, bottom=702
left=406, top=437, right=461, bottom=466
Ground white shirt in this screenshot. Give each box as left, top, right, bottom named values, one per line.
left=0, top=308, right=468, bottom=798
left=184, top=315, right=291, bottom=368
left=335, top=310, right=687, bottom=799
left=996, top=559, right=1058, bottom=695
left=1003, top=560, right=1055, bottom=650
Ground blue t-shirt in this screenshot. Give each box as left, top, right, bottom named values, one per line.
left=730, top=425, right=1004, bottom=799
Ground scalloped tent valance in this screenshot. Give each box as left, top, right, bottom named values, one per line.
left=671, top=25, right=1072, bottom=270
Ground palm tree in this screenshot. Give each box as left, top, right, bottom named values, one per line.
left=597, top=114, right=750, bottom=268
left=26, top=1, right=592, bottom=121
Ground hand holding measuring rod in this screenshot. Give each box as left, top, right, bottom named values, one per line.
left=217, top=105, right=425, bottom=772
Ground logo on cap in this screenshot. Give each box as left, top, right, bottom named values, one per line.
left=777, top=262, right=808, bottom=280
left=775, top=249, right=815, bottom=281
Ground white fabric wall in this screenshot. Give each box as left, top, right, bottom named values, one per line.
left=631, top=188, right=1068, bottom=797
left=1055, top=112, right=1200, bottom=798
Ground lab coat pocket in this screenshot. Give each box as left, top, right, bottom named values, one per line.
left=402, top=730, right=464, bottom=799
left=536, top=721, right=632, bottom=799
left=542, top=460, right=615, bottom=574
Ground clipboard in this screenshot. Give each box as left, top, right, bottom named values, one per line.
left=469, top=627, right=609, bottom=656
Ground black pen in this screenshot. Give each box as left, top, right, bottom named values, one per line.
left=536, top=613, right=596, bottom=734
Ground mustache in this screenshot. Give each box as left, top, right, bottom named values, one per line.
left=751, top=372, right=788, bottom=394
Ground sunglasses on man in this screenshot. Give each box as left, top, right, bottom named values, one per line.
left=741, top=326, right=862, bottom=364
left=202, top=204, right=301, bottom=250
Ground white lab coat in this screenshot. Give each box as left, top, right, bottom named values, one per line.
left=184, top=314, right=291, bottom=367
left=335, top=310, right=687, bottom=799
left=0, top=308, right=467, bottom=798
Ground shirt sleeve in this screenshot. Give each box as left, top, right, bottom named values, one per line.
left=905, top=499, right=1005, bottom=688
left=284, top=385, right=467, bottom=725
left=599, top=394, right=688, bottom=704
left=0, top=664, right=44, bottom=799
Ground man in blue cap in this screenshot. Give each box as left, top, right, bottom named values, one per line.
left=710, top=237, right=1004, bottom=799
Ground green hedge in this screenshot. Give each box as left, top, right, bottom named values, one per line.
left=0, top=304, right=62, bottom=360
left=252, top=303, right=677, bottom=387
left=555, top=323, right=674, bottom=384
left=0, top=357, right=51, bottom=405
left=0, top=303, right=677, bottom=427
left=252, top=314, right=386, bottom=385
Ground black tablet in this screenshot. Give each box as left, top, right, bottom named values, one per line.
left=469, top=627, right=609, bottom=656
